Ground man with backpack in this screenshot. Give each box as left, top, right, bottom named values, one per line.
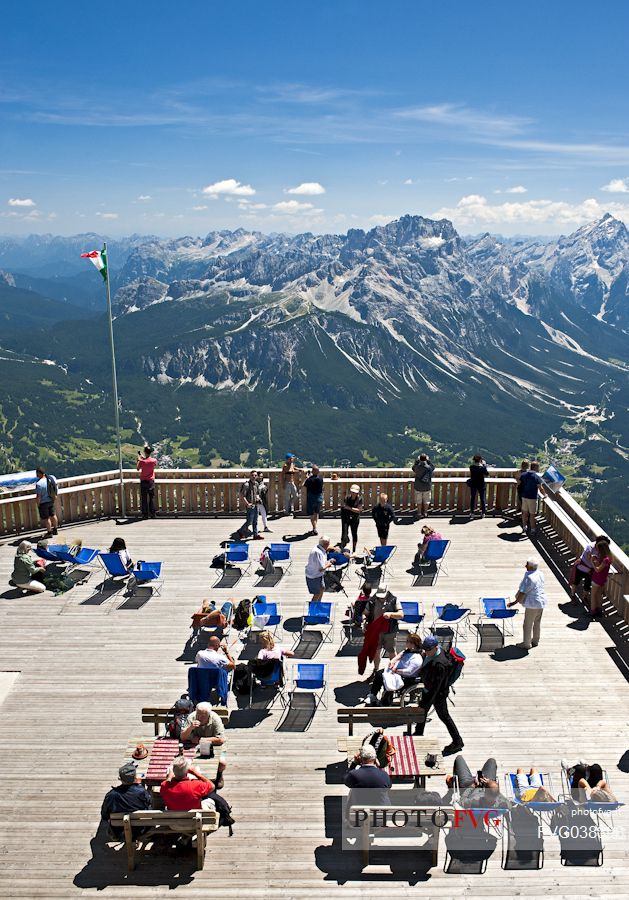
left=35, top=466, right=58, bottom=536
left=415, top=634, right=464, bottom=756
left=412, top=453, right=435, bottom=519
left=239, top=470, right=263, bottom=540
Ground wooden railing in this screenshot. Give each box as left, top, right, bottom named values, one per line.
left=1, top=464, right=627, bottom=625
left=0, top=467, right=518, bottom=536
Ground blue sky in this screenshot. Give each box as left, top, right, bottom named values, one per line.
left=2, top=0, right=629, bottom=237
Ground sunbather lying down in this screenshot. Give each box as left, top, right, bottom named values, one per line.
left=515, top=767, right=556, bottom=802
left=563, top=761, right=617, bottom=802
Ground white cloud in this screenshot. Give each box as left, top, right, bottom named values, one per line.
left=202, top=178, right=255, bottom=197
left=136, top=194, right=152, bottom=201
left=272, top=200, right=316, bottom=213
left=432, top=194, right=629, bottom=229
left=395, top=103, right=530, bottom=136
left=96, top=211, right=119, bottom=219
left=192, top=205, right=208, bottom=211
left=377, top=179, right=389, bottom=186
left=285, top=181, right=325, bottom=195
left=403, top=178, right=418, bottom=185
left=368, top=214, right=395, bottom=225
left=601, top=178, right=629, bottom=193
left=505, top=185, right=527, bottom=194
left=8, top=197, right=36, bottom=207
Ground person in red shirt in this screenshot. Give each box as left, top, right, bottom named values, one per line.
left=136, top=445, right=157, bottom=519
left=160, top=756, right=215, bottom=810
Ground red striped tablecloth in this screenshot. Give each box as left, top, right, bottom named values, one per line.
left=145, top=739, right=196, bottom=783
left=387, top=735, right=420, bottom=777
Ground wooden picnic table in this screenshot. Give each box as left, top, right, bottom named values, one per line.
left=338, top=735, right=446, bottom=788
left=123, top=738, right=216, bottom=788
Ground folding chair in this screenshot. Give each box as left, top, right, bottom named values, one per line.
left=222, top=542, right=251, bottom=578
left=399, top=600, right=425, bottom=633
left=248, top=658, right=286, bottom=708
left=361, top=545, right=397, bottom=580
left=560, top=768, right=624, bottom=830
left=267, top=542, right=292, bottom=575
left=287, top=662, right=328, bottom=721
left=505, top=773, right=562, bottom=826
left=250, top=600, right=283, bottom=638
left=299, top=600, right=334, bottom=644
left=326, top=550, right=350, bottom=595
left=421, top=539, right=450, bottom=580
left=131, top=561, right=163, bottom=596
left=476, top=597, right=518, bottom=650
left=99, top=552, right=133, bottom=592
left=187, top=665, right=230, bottom=706
left=432, top=603, right=470, bottom=643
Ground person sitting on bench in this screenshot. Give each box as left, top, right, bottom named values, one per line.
left=101, top=761, right=152, bottom=839
left=160, top=756, right=216, bottom=811
left=365, top=632, right=423, bottom=705
left=344, top=744, right=392, bottom=808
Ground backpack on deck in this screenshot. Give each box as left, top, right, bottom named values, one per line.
left=206, top=790, right=235, bottom=836
left=364, top=729, right=395, bottom=769
left=164, top=695, right=194, bottom=740
left=447, top=646, right=466, bottom=688
left=233, top=598, right=252, bottom=631
left=46, top=475, right=58, bottom=500
left=232, top=663, right=252, bottom=695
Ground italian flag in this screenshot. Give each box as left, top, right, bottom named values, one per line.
left=80, top=247, right=108, bottom=281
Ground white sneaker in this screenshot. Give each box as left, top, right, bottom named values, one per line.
left=365, top=693, right=377, bottom=706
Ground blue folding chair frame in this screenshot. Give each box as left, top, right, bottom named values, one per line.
left=248, top=659, right=286, bottom=708
left=399, top=600, right=425, bottom=633
left=285, top=662, right=328, bottom=727
left=560, top=768, right=623, bottom=830
left=478, top=597, right=518, bottom=639
left=250, top=600, right=283, bottom=637
left=432, top=603, right=470, bottom=643
left=268, top=542, right=292, bottom=574
left=300, top=600, right=334, bottom=643
left=224, top=542, right=251, bottom=577
left=98, top=552, right=133, bottom=592
left=132, top=561, right=163, bottom=596
left=421, top=539, right=451, bottom=579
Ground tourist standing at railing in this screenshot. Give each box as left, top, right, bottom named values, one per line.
left=590, top=537, right=612, bottom=618
left=304, top=464, right=324, bottom=534
left=510, top=557, right=546, bottom=650
left=340, top=484, right=363, bottom=552
left=519, top=460, right=546, bottom=536
left=468, top=455, right=488, bottom=519
left=515, top=459, right=530, bottom=512
left=412, top=453, right=435, bottom=519
left=239, top=470, right=262, bottom=539
left=255, top=471, right=271, bottom=533
left=281, top=453, right=304, bottom=516
left=136, top=445, right=157, bottom=519
left=35, top=466, right=58, bottom=536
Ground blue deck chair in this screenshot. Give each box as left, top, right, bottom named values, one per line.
left=98, top=552, right=133, bottom=592
left=286, top=662, right=328, bottom=725
left=268, top=542, right=292, bottom=574
left=477, top=597, right=518, bottom=647
left=35, top=544, right=67, bottom=563
left=188, top=665, right=229, bottom=706
left=366, top=545, right=397, bottom=579
left=399, top=600, right=425, bottom=633
left=560, top=768, right=624, bottom=830
left=250, top=600, right=283, bottom=637
left=422, top=539, right=450, bottom=579
left=300, top=600, right=334, bottom=643
left=248, top=658, right=286, bottom=708
left=224, top=542, right=251, bottom=577
left=432, top=603, right=471, bottom=643
left=132, top=561, right=163, bottom=596
left=506, top=773, right=562, bottom=824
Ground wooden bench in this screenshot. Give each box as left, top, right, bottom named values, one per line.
left=348, top=805, right=454, bottom=868
left=337, top=706, right=426, bottom=736
left=110, top=809, right=219, bottom=871
left=141, top=706, right=229, bottom=736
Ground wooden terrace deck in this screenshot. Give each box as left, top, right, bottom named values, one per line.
left=0, top=511, right=628, bottom=897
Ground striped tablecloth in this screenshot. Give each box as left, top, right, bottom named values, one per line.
left=387, top=735, right=420, bottom=777
left=145, top=739, right=196, bottom=784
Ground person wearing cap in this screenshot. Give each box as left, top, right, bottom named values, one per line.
left=340, top=484, right=363, bottom=552
left=10, top=540, right=47, bottom=594
left=365, top=632, right=424, bottom=705
left=160, top=755, right=215, bottom=811
left=281, top=453, right=303, bottom=516
left=415, top=634, right=464, bottom=756
left=510, top=557, right=546, bottom=649
left=101, top=761, right=152, bottom=839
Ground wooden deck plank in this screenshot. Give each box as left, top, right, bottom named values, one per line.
left=0, top=512, right=628, bottom=897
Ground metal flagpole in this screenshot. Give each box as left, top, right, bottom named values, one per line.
left=267, top=414, right=273, bottom=467
left=103, top=242, right=126, bottom=518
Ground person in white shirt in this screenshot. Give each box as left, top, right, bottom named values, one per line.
left=365, top=632, right=424, bottom=705
left=510, top=557, right=546, bottom=650
left=304, top=535, right=332, bottom=602
left=195, top=636, right=236, bottom=670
